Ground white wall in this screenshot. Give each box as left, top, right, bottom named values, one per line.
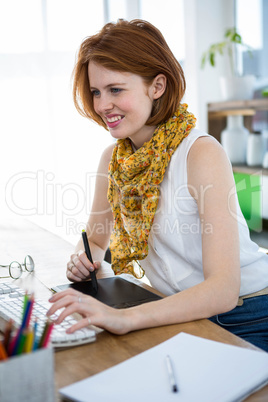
left=183, top=0, right=235, bottom=131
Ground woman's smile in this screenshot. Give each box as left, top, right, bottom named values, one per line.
left=106, top=114, right=125, bottom=128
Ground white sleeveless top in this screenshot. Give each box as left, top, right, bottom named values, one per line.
left=139, top=128, right=268, bottom=296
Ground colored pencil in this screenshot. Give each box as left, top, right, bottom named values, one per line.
left=24, top=329, right=34, bottom=353
left=25, top=296, right=34, bottom=329
left=17, top=330, right=27, bottom=355
left=33, top=318, right=39, bottom=350
left=38, top=320, right=49, bottom=349
left=42, top=321, right=54, bottom=348
left=0, top=341, right=8, bottom=360
left=3, top=319, right=13, bottom=351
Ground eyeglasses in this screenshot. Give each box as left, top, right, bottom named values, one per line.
left=0, top=255, right=35, bottom=279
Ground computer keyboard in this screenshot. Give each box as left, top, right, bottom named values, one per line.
left=0, top=282, right=96, bottom=348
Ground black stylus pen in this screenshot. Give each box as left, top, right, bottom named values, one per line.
left=82, top=230, right=98, bottom=293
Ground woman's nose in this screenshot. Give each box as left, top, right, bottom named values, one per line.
left=95, top=95, right=113, bottom=114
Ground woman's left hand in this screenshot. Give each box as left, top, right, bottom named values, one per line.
left=67, top=251, right=101, bottom=282
left=47, top=288, right=130, bottom=335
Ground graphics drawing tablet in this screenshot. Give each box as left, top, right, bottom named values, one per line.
left=51, top=277, right=162, bottom=308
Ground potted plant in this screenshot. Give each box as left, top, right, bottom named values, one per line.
left=201, top=27, right=255, bottom=101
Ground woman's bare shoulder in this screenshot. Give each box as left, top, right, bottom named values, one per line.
left=188, top=135, right=224, bottom=158
left=98, top=142, right=116, bottom=173
left=187, top=136, right=231, bottom=174
left=187, top=135, right=234, bottom=196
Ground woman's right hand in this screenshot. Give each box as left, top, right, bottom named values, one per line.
left=47, top=288, right=131, bottom=335
left=66, top=250, right=101, bottom=282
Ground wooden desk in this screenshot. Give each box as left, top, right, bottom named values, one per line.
left=1, top=220, right=267, bottom=401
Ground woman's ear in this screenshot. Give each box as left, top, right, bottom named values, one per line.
left=151, top=74, right=167, bottom=100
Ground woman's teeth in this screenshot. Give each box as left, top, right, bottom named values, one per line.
left=107, top=116, right=122, bottom=123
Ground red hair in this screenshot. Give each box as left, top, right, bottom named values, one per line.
left=73, top=19, right=186, bottom=129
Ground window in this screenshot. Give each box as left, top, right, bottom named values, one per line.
left=0, top=0, right=110, bottom=243
left=235, top=0, right=268, bottom=82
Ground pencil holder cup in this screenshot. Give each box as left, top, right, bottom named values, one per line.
left=0, top=347, right=55, bottom=402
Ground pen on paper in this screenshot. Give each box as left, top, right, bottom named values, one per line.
left=166, top=354, right=179, bottom=393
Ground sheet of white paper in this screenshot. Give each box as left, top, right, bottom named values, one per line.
left=60, top=332, right=268, bottom=402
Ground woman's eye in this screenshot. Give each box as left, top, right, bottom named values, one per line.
left=111, top=88, right=122, bottom=94
left=91, top=90, right=100, bottom=96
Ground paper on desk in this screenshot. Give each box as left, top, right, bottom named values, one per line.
left=60, top=332, right=268, bottom=402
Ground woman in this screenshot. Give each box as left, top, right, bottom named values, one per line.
left=47, top=19, right=268, bottom=351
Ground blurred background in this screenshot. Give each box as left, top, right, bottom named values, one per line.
left=0, top=0, right=267, bottom=245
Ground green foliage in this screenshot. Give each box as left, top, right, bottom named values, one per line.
left=262, top=88, right=268, bottom=97
left=201, top=27, right=252, bottom=74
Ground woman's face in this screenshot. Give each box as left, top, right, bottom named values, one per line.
left=88, top=61, right=158, bottom=149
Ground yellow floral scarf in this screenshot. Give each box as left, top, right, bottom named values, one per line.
left=107, top=103, right=196, bottom=278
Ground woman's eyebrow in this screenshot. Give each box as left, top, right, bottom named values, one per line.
left=90, top=82, right=127, bottom=90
